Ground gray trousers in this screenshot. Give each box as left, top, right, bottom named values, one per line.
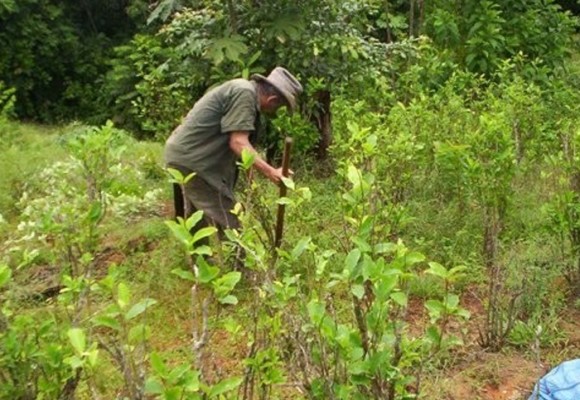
left=171, top=166, right=246, bottom=268
left=171, top=166, right=240, bottom=234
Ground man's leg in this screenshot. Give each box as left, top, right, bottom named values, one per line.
left=169, top=165, right=214, bottom=246
left=173, top=183, right=185, bottom=220
left=182, top=176, right=246, bottom=269
left=169, top=166, right=243, bottom=267
left=181, top=175, right=240, bottom=243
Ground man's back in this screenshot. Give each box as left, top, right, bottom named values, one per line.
left=164, top=79, right=258, bottom=198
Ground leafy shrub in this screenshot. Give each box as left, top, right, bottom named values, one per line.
left=0, top=81, right=15, bottom=121
left=103, top=34, right=192, bottom=138
left=0, top=265, right=75, bottom=399
left=6, top=122, right=164, bottom=266
left=425, top=0, right=577, bottom=76
left=0, top=313, right=75, bottom=399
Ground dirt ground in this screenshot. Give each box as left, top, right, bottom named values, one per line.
left=420, top=303, right=580, bottom=400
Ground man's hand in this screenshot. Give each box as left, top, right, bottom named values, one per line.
left=229, top=131, right=293, bottom=186
left=267, top=167, right=294, bottom=185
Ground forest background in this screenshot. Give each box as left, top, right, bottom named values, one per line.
left=1, top=0, right=580, bottom=399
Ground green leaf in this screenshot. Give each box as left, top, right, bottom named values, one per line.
left=276, top=197, right=292, bottom=205
left=193, top=245, right=213, bottom=256
left=297, top=187, right=312, bottom=201
left=247, top=50, right=262, bottom=66
left=206, top=36, right=248, bottom=65
left=65, top=355, right=83, bottom=370
left=444, top=335, right=464, bottom=347
left=92, top=315, right=121, bottom=331
left=185, top=211, right=204, bottom=232
left=281, top=177, right=295, bottom=190
left=67, top=328, right=86, bottom=354
left=347, top=359, right=369, bottom=376
left=165, top=220, right=192, bottom=246
left=171, top=268, right=195, bottom=282
left=344, top=249, right=361, bottom=275
left=147, top=0, right=178, bottom=24
left=425, top=300, right=445, bottom=317
left=346, top=164, right=362, bottom=187
left=208, top=376, right=243, bottom=398
left=291, top=237, right=311, bottom=259
left=163, top=387, right=181, bottom=400
left=183, top=172, right=196, bottom=184
left=265, top=15, right=305, bottom=42
left=359, top=215, right=373, bottom=236
left=183, top=370, right=201, bottom=392
left=307, top=299, right=326, bottom=325
left=214, top=272, right=241, bottom=294
left=445, top=294, right=460, bottom=309
left=192, top=226, right=217, bottom=244
left=449, top=265, right=468, bottom=278
left=375, top=274, right=398, bottom=301
left=219, top=295, right=238, bottom=305
left=144, top=377, right=165, bottom=394
left=426, top=325, right=441, bottom=344
left=86, top=201, right=103, bottom=224
left=197, top=260, right=220, bottom=283
left=0, top=264, right=12, bottom=288
left=404, top=251, right=425, bottom=266
left=166, top=167, right=185, bottom=183
left=128, top=324, right=150, bottom=343
left=426, top=262, right=448, bottom=279
left=87, top=349, right=99, bottom=367
left=352, top=236, right=372, bottom=253
left=351, top=284, right=365, bottom=300
left=390, top=292, right=408, bottom=307
left=167, top=364, right=192, bottom=384
left=125, top=298, right=158, bottom=320
left=361, top=257, right=376, bottom=281
left=150, top=352, right=167, bottom=376
left=117, top=282, right=130, bottom=309
left=240, top=148, right=256, bottom=169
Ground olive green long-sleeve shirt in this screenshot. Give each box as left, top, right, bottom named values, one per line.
left=164, top=79, right=259, bottom=199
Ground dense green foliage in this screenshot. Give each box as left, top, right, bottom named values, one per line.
left=1, top=0, right=577, bottom=138
left=0, top=0, right=145, bottom=121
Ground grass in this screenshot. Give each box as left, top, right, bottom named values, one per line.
left=0, top=121, right=67, bottom=219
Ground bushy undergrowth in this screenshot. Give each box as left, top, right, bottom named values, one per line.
left=1, top=49, right=579, bottom=399
left=0, top=122, right=67, bottom=220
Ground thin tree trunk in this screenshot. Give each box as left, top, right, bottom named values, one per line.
left=225, top=0, right=238, bottom=33
left=562, top=131, right=580, bottom=290
left=418, top=0, right=425, bottom=35
left=313, top=89, right=332, bottom=159
left=384, top=0, right=393, bottom=43
left=483, top=207, right=500, bottom=270
left=81, top=0, right=98, bottom=34
left=513, top=121, right=524, bottom=164
left=572, top=171, right=580, bottom=291
left=409, top=0, right=415, bottom=38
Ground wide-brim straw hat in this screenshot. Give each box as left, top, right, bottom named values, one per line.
left=251, top=67, right=303, bottom=112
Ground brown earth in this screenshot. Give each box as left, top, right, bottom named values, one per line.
left=420, top=300, right=580, bottom=400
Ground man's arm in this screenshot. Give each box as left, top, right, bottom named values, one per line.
left=229, top=131, right=285, bottom=184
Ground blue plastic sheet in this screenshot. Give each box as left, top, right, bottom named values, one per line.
left=529, top=359, right=580, bottom=400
